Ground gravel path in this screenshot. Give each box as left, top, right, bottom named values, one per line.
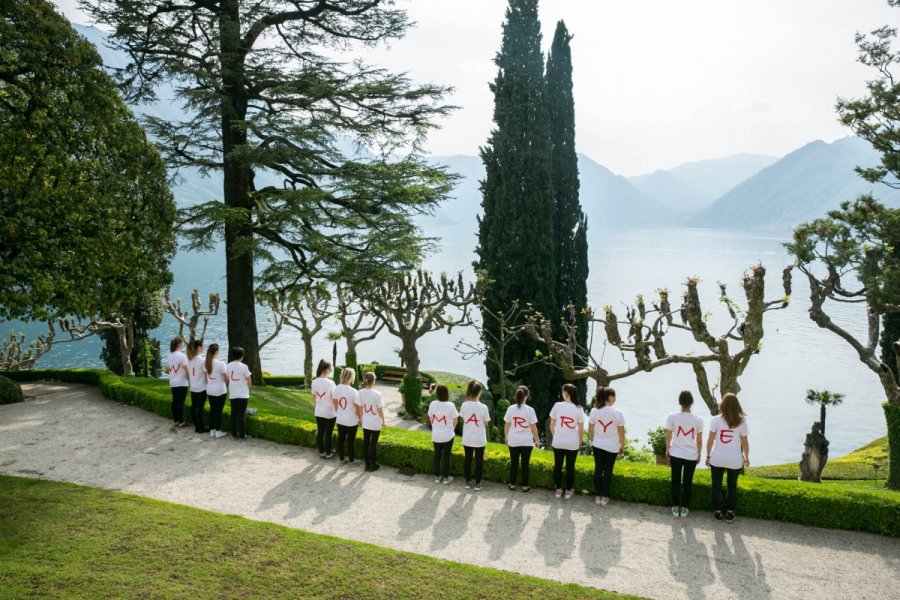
left=373, top=382, right=425, bottom=431
left=2, top=383, right=899, bottom=600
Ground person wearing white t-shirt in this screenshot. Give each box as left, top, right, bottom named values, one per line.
left=226, top=347, right=252, bottom=440
left=311, top=359, right=337, bottom=459
left=428, top=384, right=459, bottom=484
left=166, top=337, right=190, bottom=428
left=504, top=386, right=541, bottom=492
left=665, top=390, right=704, bottom=517
left=706, top=393, right=750, bottom=524
left=204, top=343, right=229, bottom=439
left=333, top=367, right=361, bottom=464
left=549, top=384, right=586, bottom=499
left=186, top=339, right=210, bottom=434
left=588, top=386, right=626, bottom=506
left=359, top=372, right=386, bottom=472
left=460, top=381, right=491, bottom=491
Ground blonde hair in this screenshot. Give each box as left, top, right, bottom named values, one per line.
left=340, top=367, right=356, bottom=386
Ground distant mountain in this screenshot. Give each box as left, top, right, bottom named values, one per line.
left=630, top=153, right=778, bottom=211
left=691, top=137, right=900, bottom=230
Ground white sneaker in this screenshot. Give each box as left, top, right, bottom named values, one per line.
left=434, top=476, right=442, bottom=484
left=680, top=508, right=690, bottom=518
left=672, top=506, right=681, bottom=517
left=215, top=430, right=228, bottom=439
left=600, top=497, right=609, bottom=506
left=443, top=475, right=454, bottom=485
left=210, top=430, right=216, bottom=438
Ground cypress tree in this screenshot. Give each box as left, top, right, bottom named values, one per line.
left=477, top=0, right=557, bottom=420
left=547, top=20, right=589, bottom=402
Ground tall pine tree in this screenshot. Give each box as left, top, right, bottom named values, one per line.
left=477, top=0, right=558, bottom=421
left=547, top=20, right=589, bottom=403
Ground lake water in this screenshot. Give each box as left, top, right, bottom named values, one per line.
left=8, top=225, right=888, bottom=467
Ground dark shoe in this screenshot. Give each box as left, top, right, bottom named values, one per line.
left=239, top=434, right=246, bottom=440
left=508, top=484, right=516, bottom=492
left=725, top=511, right=736, bottom=524
left=714, top=511, right=724, bottom=521
left=364, top=465, right=372, bottom=472
left=370, top=464, right=380, bottom=472
left=196, top=428, right=210, bottom=434
left=339, top=458, right=348, bottom=464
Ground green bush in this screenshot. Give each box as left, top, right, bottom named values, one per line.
left=7, top=368, right=900, bottom=537
left=885, top=402, right=900, bottom=490
left=401, top=374, right=423, bottom=418
left=747, top=435, right=890, bottom=481
left=263, top=375, right=306, bottom=387
left=647, top=426, right=667, bottom=457
left=0, top=374, right=24, bottom=404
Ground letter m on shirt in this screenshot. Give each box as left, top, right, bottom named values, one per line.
left=676, top=426, right=695, bottom=439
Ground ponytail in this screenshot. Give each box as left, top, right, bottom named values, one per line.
left=363, top=372, right=376, bottom=388
left=186, top=339, right=203, bottom=361
left=466, top=380, right=483, bottom=399
left=562, top=383, right=579, bottom=406
left=316, top=359, right=332, bottom=378
left=205, top=343, right=219, bottom=375
left=593, top=386, right=616, bottom=409
left=514, top=385, right=529, bottom=407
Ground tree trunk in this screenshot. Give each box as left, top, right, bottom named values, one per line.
left=498, top=345, right=506, bottom=401
left=303, top=333, right=313, bottom=390
left=220, top=0, right=262, bottom=384
left=820, top=403, right=827, bottom=436
left=117, top=321, right=134, bottom=377
left=399, top=336, right=420, bottom=377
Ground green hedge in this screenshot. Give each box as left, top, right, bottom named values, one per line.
left=6, top=369, right=900, bottom=537
left=0, top=374, right=24, bottom=404
left=263, top=375, right=306, bottom=387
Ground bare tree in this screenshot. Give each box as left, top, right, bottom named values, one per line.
left=163, top=288, right=220, bottom=342
left=58, top=315, right=136, bottom=376
left=261, top=284, right=334, bottom=388
left=327, top=282, right=385, bottom=368
left=364, top=270, right=483, bottom=377
left=527, top=265, right=792, bottom=415
left=0, top=325, right=56, bottom=371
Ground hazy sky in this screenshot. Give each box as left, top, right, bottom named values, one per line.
left=55, top=0, right=896, bottom=175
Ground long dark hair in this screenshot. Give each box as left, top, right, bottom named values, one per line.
left=169, top=336, right=183, bottom=353
left=435, top=384, right=450, bottom=402
left=466, top=380, right=483, bottom=399
left=205, top=343, right=219, bottom=375
left=719, top=393, right=747, bottom=428
left=316, top=359, right=332, bottom=377
left=593, top=386, right=616, bottom=409
left=514, top=386, right=529, bottom=407
left=186, top=339, right=203, bottom=361
left=562, top=383, right=579, bottom=406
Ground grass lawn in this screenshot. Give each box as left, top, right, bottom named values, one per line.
left=129, top=377, right=316, bottom=421
left=746, top=436, right=890, bottom=481
left=0, top=476, right=639, bottom=600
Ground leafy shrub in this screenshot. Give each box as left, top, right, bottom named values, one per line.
left=401, top=375, right=423, bottom=418
left=747, top=435, right=890, bottom=481
left=0, top=374, right=24, bottom=404
left=7, top=368, right=900, bottom=537
left=647, top=426, right=667, bottom=457
left=264, top=375, right=306, bottom=387
left=885, top=403, right=900, bottom=490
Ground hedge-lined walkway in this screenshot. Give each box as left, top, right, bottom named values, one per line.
left=373, top=382, right=426, bottom=431
left=2, top=383, right=898, bottom=600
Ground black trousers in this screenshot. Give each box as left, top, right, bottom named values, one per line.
left=336, top=424, right=358, bottom=461
left=463, top=446, right=485, bottom=483
left=509, top=446, right=533, bottom=486
left=190, top=390, right=207, bottom=431
left=592, top=447, right=618, bottom=497
left=710, top=465, right=741, bottom=511
left=553, top=448, right=578, bottom=491
left=316, top=416, right=336, bottom=454
left=433, top=440, right=453, bottom=478
left=363, top=428, right=381, bottom=468
left=207, top=394, right=226, bottom=431
left=670, top=456, right=698, bottom=507
left=171, top=386, right=188, bottom=423
left=230, top=397, right=248, bottom=438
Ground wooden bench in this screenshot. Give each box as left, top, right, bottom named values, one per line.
left=381, top=370, right=432, bottom=388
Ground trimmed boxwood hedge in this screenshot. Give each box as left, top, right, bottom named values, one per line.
left=0, top=374, right=24, bottom=404
left=6, top=368, right=900, bottom=537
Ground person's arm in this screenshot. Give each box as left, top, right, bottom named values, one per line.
left=617, top=425, right=625, bottom=455
left=705, top=432, right=715, bottom=466
left=696, top=430, right=703, bottom=463
left=549, top=417, right=556, bottom=437
left=578, top=419, right=584, bottom=445
left=355, top=402, right=363, bottom=424
left=741, top=435, right=750, bottom=467
left=378, top=407, right=386, bottom=428
left=530, top=424, right=541, bottom=448
left=665, top=429, right=672, bottom=458
left=504, top=420, right=511, bottom=443
left=588, top=413, right=595, bottom=441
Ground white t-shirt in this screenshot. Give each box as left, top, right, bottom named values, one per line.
left=589, top=406, right=626, bottom=453
left=166, top=351, right=189, bottom=387
left=205, top=359, right=227, bottom=396
left=550, top=401, right=585, bottom=451
left=709, top=415, right=749, bottom=469
left=460, top=400, right=491, bottom=448
left=311, top=376, right=337, bottom=419
left=187, top=355, right=208, bottom=392
left=334, top=384, right=360, bottom=426
left=226, top=361, right=251, bottom=399
left=666, top=411, right=704, bottom=461
left=359, top=388, right=385, bottom=431
left=428, top=400, right=459, bottom=443
left=504, top=403, right=538, bottom=447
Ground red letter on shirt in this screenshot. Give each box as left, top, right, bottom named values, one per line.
left=559, top=416, right=576, bottom=429
left=431, top=415, right=448, bottom=425
left=168, top=365, right=180, bottom=375
left=230, top=371, right=240, bottom=382
left=512, top=416, right=528, bottom=429
left=337, top=397, right=348, bottom=410
left=466, top=413, right=481, bottom=427
left=597, top=419, right=613, bottom=433
left=364, top=405, right=377, bottom=415
left=676, top=426, right=695, bottom=439
left=719, top=429, right=734, bottom=444
left=313, top=391, right=327, bottom=401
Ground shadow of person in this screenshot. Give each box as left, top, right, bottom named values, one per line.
left=713, top=529, right=771, bottom=599
left=668, top=520, right=715, bottom=600
left=256, top=461, right=326, bottom=519
left=535, top=503, right=576, bottom=567
left=578, top=509, right=622, bottom=578
left=396, top=486, right=443, bottom=541
left=430, top=491, right=478, bottom=551
left=483, top=496, right=531, bottom=561
left=309, top=469, right=368, bottom=525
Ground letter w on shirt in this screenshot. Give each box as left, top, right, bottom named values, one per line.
left=168, top=364, right=181, bottom=375
left=676, top=426, right=696, bottom=439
